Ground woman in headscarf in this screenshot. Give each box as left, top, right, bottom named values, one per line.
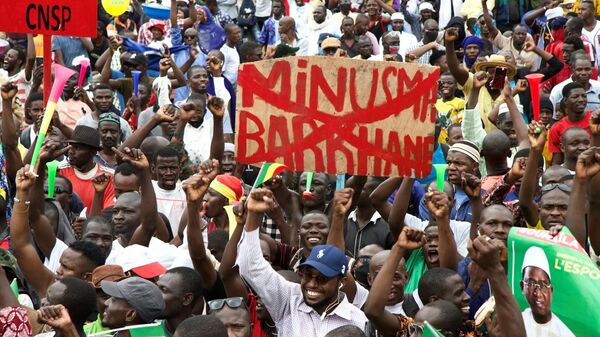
left=462, top=35, right=485, bottom=70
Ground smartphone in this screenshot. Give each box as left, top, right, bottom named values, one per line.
left=490, top=67, right=507, bottom=90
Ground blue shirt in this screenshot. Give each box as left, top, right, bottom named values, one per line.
left=418, top=186, right=475, bottom=222
left=258, top=17, right=280, bottom=46
left=52, top=36, right=89, bottom=67
left=458, top=256, right=491, bottom=320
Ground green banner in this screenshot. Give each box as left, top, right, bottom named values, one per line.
left=87, top=321, right=164, bottom=337
left=423, top=322, right=444, bottom=337
left=508, top=227, right=600, bottom=336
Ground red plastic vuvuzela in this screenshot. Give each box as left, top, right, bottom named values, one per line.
left=525, top=73, right=544, bottom=122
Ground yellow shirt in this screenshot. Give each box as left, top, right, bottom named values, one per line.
left=457, top=72, right=520, bottom=133
left=436, top=97, right=465, bottom=144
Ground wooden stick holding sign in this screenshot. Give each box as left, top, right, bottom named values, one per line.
left=235, top=57, right=439, bottom=178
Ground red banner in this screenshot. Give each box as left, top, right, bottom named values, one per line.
left=0, top=0, right=97, bottom=37
left=235, top=57, right=439, bottom=177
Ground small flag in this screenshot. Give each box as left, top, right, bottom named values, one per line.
left=423, top=322, right=444, bottom=337
left=88, top=322, right=164, bottom=337
left=10, top=278, right=18, bottom=298
left=252, top=163, right=288, bottom=188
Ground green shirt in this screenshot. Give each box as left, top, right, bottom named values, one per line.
left=84, top=314, right=109, bottom=335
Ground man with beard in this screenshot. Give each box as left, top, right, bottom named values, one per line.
left=101, top=277, right=165, bottom=333
left=549, top=82, right=593, bottom=165
left=95, top=113, right=122, bottom=169
left=76, top=84, right=133, bottom=140
left=520, top=247, right=575, bottom=336
left=57, top=126, right=115, bottom=211
left=237, top=188, right=368, bottom=336
left=481, top=1, right=537, bottom=70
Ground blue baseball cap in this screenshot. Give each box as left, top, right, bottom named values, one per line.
left=299, top=245, right=348, bottom=278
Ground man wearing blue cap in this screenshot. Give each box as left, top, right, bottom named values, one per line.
left=237, top=188, right=367, bottom=337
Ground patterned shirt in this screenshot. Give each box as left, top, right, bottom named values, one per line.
left=258, top=17, right=281, bottom=46
left=237, top=228, right=368, bottom=337
left=215, top=9, right=234, bottom=28
left=407, top=41, right=445, bottom=65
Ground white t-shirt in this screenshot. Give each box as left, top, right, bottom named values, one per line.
left=255, top=0, right=272, bottom=17
left=152, top=180, right=187, bottom=237
left=582, top=20, right=600, bottom=66
left=0, top=68, right=32, bottom=110
left=183, top=118, right=215, bottom=165
left=404, top=214, right=471, bottom=257
left=220, top=44, right=240, bottom=86
left=44, top=239, right=69, bottom=273
left=521, top=308, right=575, bottom=337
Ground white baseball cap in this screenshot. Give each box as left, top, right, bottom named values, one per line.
left=419, top=2, right=435, bottom=13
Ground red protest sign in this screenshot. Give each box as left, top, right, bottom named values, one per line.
left=0, top=0, right=97, bottom=37
left=236, top=57, right=440, bottom=177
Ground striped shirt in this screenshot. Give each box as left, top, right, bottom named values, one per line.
left=237, top=228, right=368, bottom=337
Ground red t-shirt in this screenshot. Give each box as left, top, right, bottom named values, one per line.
left=548, top=112, right=591, bottom=154
left=58, top=163, right=115, bottom=212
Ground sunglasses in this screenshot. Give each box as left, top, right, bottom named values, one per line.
left=208, top=297, right=245, bottom=311
left=44, top=187, right=68, bottom=194
left=541, top=183, right=571, bottom=194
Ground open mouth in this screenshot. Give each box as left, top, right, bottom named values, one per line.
left=307, top=237, right=321, bottom=244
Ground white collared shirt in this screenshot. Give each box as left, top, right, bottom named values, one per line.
left=183, top=121, right=214, bottom=165
left=237, top=228, right=368, bottom=337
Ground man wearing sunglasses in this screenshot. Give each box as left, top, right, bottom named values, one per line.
left=237, top=188, right=368, bottom=336
left=520, top=247, right=575, bottom=337
left=208, top=297, right=252, bottom=337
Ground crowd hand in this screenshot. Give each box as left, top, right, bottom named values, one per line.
left=32, top=65, right=44, bottom=86
left=334, top=48, right=347, bottom=58
left=527, top=120, right=546, bottom=152
left=472, top=71, right=489, bottom=89
left=247, top=188, right=276, bottom=214
left=425, top=191, right=451, bottom=219
left=182, top=159, right=220, bottom=202
left=513, top=79, right=528, bottom=94
left=92, top=172, right=110, bottom=194
left=443, top=27, right=459, bottom=43
left=52, top=111, right=65, bottom=129
left=1, top=82, right=18, bottom=100
left=546, top=0, right=563, bottom=8
left=113, top=147, right=149, bottom=170
left=152, top=105, right=177, bottom=124
left=159, top=57, right=173, bottom=73
left=396, top=227, right=427, bottom=250
left=590, top=109, right=600, bottom=135
left=207, top=95, right=225, bottom=117
left=72, top=217, right=86, bottom=240
left=74, top=86, right=89, bottom=102
left=179, top=102, right=197, bottom=122
left=507, top=157, right=526, bottom=184
left=37, top=305, right=75, bottom=331
left=575, top=147, right=600, bottom=181
left=189, top=45, right=199, bottom=59
left=267, top=198, right=286, bottom=223
left=485, top=316, right=502, bottom=337
left=460, top=172, right=481, bottom=199
left=39, top=139, right=70, bottom=164
left=405, top=53, right=417, bottom=63
left=263, top=45, right=277, bottom=60
left=468, top=235, right=505, bottom=273
left=15, top=165, right=37, bottom=191
left=109, top=35, right=123, bottom=51
left=161, top=43, right=171, bottom=59
left=233, top=201, right=247, bottom=225
left=332, top=188, right=354, bottom=217
left=548, top=224, right=564, bottom=237
left=523, top=41, right=535, bottom=53
left=501, top=77, right=512, bottom=99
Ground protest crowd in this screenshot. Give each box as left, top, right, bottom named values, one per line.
left=1, top=0, right=600, bottom=335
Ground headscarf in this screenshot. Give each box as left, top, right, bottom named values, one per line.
left=209, top=175, right=244, bottom=205
left=462, top=36, right=485, bottom=69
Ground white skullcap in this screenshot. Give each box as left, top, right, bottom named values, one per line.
left=391, top=12, right=405, bottom=21
left=449, top=140, right=481, bottom=163
left=498, top=103, right=524, bottom=116
left=545, top=7, right=563, bottom=20
left=522, top=246, right=551, bottom=280
left=224, top=143, right=235, bottom=153
left=419, top=2, right=435, bottom=12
